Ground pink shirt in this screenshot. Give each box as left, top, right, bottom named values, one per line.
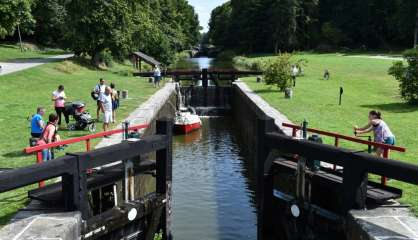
left=52, top=90, right=66, bottom=108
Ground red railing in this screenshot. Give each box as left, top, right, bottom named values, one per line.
left=282, top=122, right=406, bottom=185
left=24, top=124, right=148, bottom=187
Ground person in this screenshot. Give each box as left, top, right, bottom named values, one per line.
left=99, top=87, right=113, bottom=135
left=52, top=85, right=68, bottom=128
left=354, top=110, right=396, bottom=157
left=37, top=114, right=61, bottom=161
left=110, top=83, right=119, bottom=124
left=291, top=65, right=299, bottom=87
left=153, top=65, right=161, bottom=88
left=94, top=78, right=106, bottom=120
left=30, top=107, right=45, bottom=138
left=324, top=69, right=330, bottom=80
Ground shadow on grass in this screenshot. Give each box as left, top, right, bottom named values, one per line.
left=253, top=89, right=280, bottom=94
left=360, top=103, right=418, bottom=113
left=2, top=151, right=26, bottom=158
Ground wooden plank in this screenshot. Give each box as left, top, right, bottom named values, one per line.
left=272, top=160, right=401, bottom=202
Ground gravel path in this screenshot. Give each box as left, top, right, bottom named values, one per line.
left=0, top=54, right=74, bottom=76
left=347, top=55, right=402, bottom=61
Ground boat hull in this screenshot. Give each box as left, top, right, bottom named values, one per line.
left=174, top=122, right=201, bottom=134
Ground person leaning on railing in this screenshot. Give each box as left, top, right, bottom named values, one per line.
left=37, top=114, right=61, bottom=161
left=354, top=110, right=396, bottom=158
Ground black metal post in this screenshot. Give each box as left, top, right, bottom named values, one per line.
left=256, top=117, right=276, bottom=240
left=302, top=120, right=308, bottom=139
left=202, top=68, right=208, bottom=107
left=339, top=87, right=344, bottom=106
left=156, top=118, right=173, bottom=240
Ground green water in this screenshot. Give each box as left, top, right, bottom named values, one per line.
left=172, top=117, right=257, bottom=240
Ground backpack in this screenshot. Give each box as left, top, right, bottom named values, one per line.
left=91, top=84, right=100, bottom=100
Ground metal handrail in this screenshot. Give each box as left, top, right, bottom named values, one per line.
left=23, top=123, right=148, bottom=187
left=282, top=122, right=406, bottom=185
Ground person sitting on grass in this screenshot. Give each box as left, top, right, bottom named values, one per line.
left=99, top=87, right=113, bottom=136
left=110, top=83, right=119, bottom=124
left=31, top=107, right=45, bottom=138
left=324, top=69, right=330, bottom=80
left=354, top=110, right=395, bottom=158
left=37, top=114, right=61, bottom=161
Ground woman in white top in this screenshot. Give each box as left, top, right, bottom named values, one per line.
left=354, top=110, right=395, bottom=158
left=52, top=85, right=68, bottom=127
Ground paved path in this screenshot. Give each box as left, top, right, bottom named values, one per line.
left=347, top=55, right=402, bottom=61
left=0, top=54, right=74, bottom=76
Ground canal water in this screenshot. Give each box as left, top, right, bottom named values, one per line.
left=171, top=58, right=257, bottom=240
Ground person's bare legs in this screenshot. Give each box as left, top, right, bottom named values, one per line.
left=97, top=105, right=100, bottom=120
left=112, top=110, right=116, bottom=123
left=376, top=147, right=384, bottom=158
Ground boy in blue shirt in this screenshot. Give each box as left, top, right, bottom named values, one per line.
left=31, top=107, right=45, bottom=138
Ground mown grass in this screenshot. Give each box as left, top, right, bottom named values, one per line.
left=0, top=57, right=158, bottom=224
left=0, top=43, right=66, bottom=61
left=239, top=53, right=418, bottom=213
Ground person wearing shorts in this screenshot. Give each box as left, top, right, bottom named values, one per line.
left=99, top=87, right=113, bottom=135
left=153, top=65, right=161, bottom=88
left=110, top=83, right=119, bottom=123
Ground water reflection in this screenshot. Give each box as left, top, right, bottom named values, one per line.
left=172, top=57, right=234, bottom=70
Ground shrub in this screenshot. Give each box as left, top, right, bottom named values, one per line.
left=54, top=60, right=81, bottom=74
left=388, top=48, right=418, bottom=104
left=264, top=53, right=294, bottom=91
left=93, top=49, right=114, bottom=68
left=217, top=50, right=236, bottom=60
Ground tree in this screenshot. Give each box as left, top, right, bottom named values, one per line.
left=64, top=0, right=134, bottom=64
left=0, top=0, right=34, bottom=39
left=388, top=49, right=418, bottom=104
left=264, top=54, right=294, bottom=91
left=32, top=0, right=67, bottom=47
left=415, top=5, right=418, bottom=48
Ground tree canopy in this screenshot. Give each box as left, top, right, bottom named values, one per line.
left=0, top=0, right=201, bottom=65
left=208, top=0, right=418, bottom=53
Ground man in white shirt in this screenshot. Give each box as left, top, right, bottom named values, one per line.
left=99, top=87, right=113, bottom=135
left=153, top=65, right=161, bottom=88
left=94, top=78, right=106, bottom=120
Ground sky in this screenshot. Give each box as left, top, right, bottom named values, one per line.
left=187, top=0, right=229, bottom=32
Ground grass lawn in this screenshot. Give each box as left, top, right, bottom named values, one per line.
left=239, top=53, right=418, bottom=213
left=0, top=43, right=66, bottom=61
left=0, top=58, right=158, bottom=224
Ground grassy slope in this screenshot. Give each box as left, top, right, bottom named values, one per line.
left=240, top=53, right=418, bottom=212
left=0, top=58, right=157, bottom=224
left=0, top=43, right=66, bottom=61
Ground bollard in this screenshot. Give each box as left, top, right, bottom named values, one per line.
left=122, top=90, right=129, bottom=99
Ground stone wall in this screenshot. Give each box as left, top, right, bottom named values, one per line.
left=231, top=80, right=293, bottom=155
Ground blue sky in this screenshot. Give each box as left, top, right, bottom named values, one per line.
left=187, top=0, right=228, bottom=32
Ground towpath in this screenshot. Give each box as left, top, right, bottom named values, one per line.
left=0, top=54, right=74, bottom=76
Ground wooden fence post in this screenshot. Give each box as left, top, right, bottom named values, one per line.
left=156, top=118, right=173, bottom=240
left=256, top=117, right=275, bottom=240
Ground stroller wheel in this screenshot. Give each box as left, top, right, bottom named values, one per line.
left=88, top=123, right=96, bottom=132
left=68, top=124, right=76, bottom=131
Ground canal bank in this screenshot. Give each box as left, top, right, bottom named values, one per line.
left=0, top=56, right=417, bottom=240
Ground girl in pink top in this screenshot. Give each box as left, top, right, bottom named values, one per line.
left=52, top=85, right=68, bottom=127
left=37, top=114, right=61, bottom=161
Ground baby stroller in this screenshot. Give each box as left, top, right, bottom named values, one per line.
left=65, top=101, right=96, bottom=132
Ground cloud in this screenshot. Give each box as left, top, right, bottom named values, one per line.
left=187, top=0, right=229, bottom=32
